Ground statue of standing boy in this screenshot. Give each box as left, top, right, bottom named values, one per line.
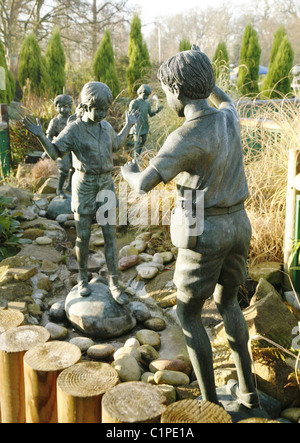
left=46, top=94, right=74, bottom=198
left=122, top=49, right=259, bottom=409
left=24, top=81, right=138, bottom=304
left=129, top=84, right=162, bottom=158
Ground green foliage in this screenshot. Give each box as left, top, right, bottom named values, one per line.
left=0, top=40, right=15, bottom=105
left=238, top=24, right=261, bottom=96
left=0, top=196, right=28, bottom=261
left=179, top=38, right=191, bottom=52
left=126, top=14, right=152, bottom=97
left=18, top=33, right=49, bottom=96
left=65, top=63, right=94, bottom=100
left=262, top=33, right=294, bottom=99
left=45, top=28, right=66, bottom=96
left=213, top=41, right=229, bottom=83
left=94, top=29, right=120, bottom=98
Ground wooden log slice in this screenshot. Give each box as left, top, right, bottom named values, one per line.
left=161, top=400, right=232, bottom=424
left=102, top=381, right=167, bottom=423
left=24, top=341, right=82, bottom=423
left=57, top=362, right=119, bottom=423
left=0, top=309, right=24, bottom=333
left=0, top=326, right=50, bottom=423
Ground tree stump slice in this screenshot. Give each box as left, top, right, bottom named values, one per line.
left=0, top=309, right=24, bottom=333
left=57, top=361, right=119, bottom=423
left=0, top=325, right=50, bottom=423
left=102, top=381, right=167, bottom=423
left=161, top=400, right=232, bottom=424
left=24, top=341, right=82, bottom=423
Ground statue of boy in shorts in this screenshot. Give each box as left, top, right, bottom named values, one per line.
left=46, top=94, right=74, bottom=198
left=129, top=84, right=162, bottom=158
left=24, top=81, right=138, bottom=304
left=121, top=48, right=259, bottom=408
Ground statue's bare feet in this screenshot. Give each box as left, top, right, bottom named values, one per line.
left=78, top=280, right=91, bottom=297
left=110, top=285, right=129, bottom=306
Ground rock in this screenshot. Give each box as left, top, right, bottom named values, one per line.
left=130, top=239, right=147, bottom=253
left=145, top=269, right=176, bottom=302
left=87, top=344, right=115, bottom=360
left=46, top=195, right=72, bottom=220
left=136, top=329, right=161, bottom=350
left=7, top=301, right=27, bottom=313
left=38, top=177, right=58, bottom=195
left=124, top=338, right=140, bottom=349
left=45, top=322, right=68, bottom=340
left=113, top=354, right=141, bottom=382
left=0, top=185, right=33, bottom=209
left=141, top=372, right=156, bottom=384
left=0, top=256, right=38, bottom=285
left=138, top=266, right=159, bottom=280
left=157, top=384, right=176, bottom=405
left=41, top=260, right=59, bottom=274
left=49, top=300, right=66, bottom=321
left=36, top=276, right=52, bottom=292
left=129, top=301, right=151, bottom=322
left=160, top=252, right=174, bottom=264
left=175, top=384, right=201, bottom=401
left=0, top=282, right=33, bottom=300
left=118, top=255, right=139, bottom=271
left=17, top=244, right=62, bottom=263
left=153, top=253, right=164, bottom=265
left=280, top=408, right=300, bottom=423
left=250, top=278, right=282, bottom=305
left=22, top=228, right=45, bottom=240
left=114, top=346, right=141, bottom=362
left=248, top=262, right=283, bottom=285
left=139, top=253, right=154, bottom=263
left=157, top=293, right=177, bottom=309
left=136, top=232, right=151, bottom=242
left=149, top=358, right=188, bottom=374
left=144, top=317, right=166, bottom=331
left=69, top=337, right=95, bottom=352
left=28, top=303, right=42, bottom=318
left=138, top=344, right=159, bottom=366
left=154, top=370, right=190, bottom=386
left=119, top=245, right=139, bottom=259
left=65, top=279, right=136, bottom=339
left=36, top=236, right=53, bottom=245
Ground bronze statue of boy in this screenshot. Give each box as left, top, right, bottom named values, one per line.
left=122, top=48, right=259, bottom=408
left=24, top=81, right=138, bottom=305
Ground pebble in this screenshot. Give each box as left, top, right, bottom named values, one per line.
left=118, top=255, right=139, bottom=271
left=138, top=344, right=159, bottom=366
left=139, top=253, right=154, bottom=262
left=280, top=408, right=300, bottom=423
left=149, top=358, right=188, bottom=374
left=114, top=346, right=141, bottom=362
left=69, top=337, right=95, bottom=352
left=136, top=232, right=151, bottom=242
left=141, top=372, right=156, bottom=384
left=130, top=239, right=147, bottom=252
left=119, top=245, right=139, bottom=258
left=160, top=251, right=174, bottom=264
left=138, top=266, right=159, bottom=280
left=49, top=300, right=66, bottom=321
left=129, top=301, right=151, bottom=322
left=45, top=322, right=68, bottom=340
left=157, top=384, right=177, bottom=405
left=124, top=338, right=140, bottom=348
left=87, top=344, right=115, bottom=360
left=143, top=317, right=166, bottom=331
left=136, top=329, right=161, bottom=350
left=36, top=236, right=52, bottom=245
left=154, top=370, right=190, bottom=386
left=153, top=253, right=164, bottom=265
left=113, top=354, right=141, bottom=382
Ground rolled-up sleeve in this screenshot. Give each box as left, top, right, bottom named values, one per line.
left=53, top=123, right=76, bottom=157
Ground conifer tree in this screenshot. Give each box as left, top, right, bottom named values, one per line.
left=179, top=38, right=191, bottom=52
left=126, top=14, right=151, bottom=97
left=45, top=28, right=66, bottom=96
left=94, top=29, right=120, bottom=98
left=213, top=41, right=229, bottom=82
left=263, top=35, right=294, bottom=98
left=0, top=40, right=15, bottom=105
left=18, top=33, right=48, bottom=96
left=238, top=24, right=261, bottom=96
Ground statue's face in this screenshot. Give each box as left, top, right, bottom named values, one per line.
left=85, top=103, right=109, bottom=123
left=161, top=82, right=184, bottom=117
left=58, top=103, right=72, bottom=118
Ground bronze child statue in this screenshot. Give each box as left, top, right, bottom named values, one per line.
left=45, top=94, right=74, bottom=198
left=122, top=48, right=259, bottom=408
left=24, top=81, right=138, bottom=305
left=129, top=84, right=162, bottom=159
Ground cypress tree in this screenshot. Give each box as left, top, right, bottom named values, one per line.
left=94, top=29, right=120, bottom=98
left=126, top=14, right=152, bottom=97
left=0, top=40, right=15, bottom=104
left=213, top=41, right=229, bottom=82
left=18, top=33, right=48, bottom=96
left=179, top=38, right=191, bottom=52
left=238, top=24, right=261, bottom=96
left=263, top=35, right=294, bottom=98
left=45, top=27, right=66, bottom=96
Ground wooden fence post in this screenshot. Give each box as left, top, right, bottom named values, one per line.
left=57, top=362, right=119, bottom=423
left=0, top=326, right=50, bottom=423
left=23, top=341, right=81, bottom=423
left=160, top=399, right=232, bottom=423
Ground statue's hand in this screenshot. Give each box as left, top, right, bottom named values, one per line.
left=121, top=159, right=140, bottom=180
left=23, top=116, right=44, bottom=138
left=126, top=109, right=139, bottom=127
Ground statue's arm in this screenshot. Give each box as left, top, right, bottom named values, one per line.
left=209, top=86, right=233, bottom=109
left=115, top=110, right=139, bottom=149
left=121, top=161, right=162, bottom=194
left=23, top=117, right=60, bottom=160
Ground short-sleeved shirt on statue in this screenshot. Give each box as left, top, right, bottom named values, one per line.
left=129, top=99, right=152, bottom=136
left=149, top=102, right=251, bottom=299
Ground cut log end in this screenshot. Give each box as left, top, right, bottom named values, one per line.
left=0, top=309, right=24, bottom=333
left=161, top=400, right=233, bottom=424
left=24, top=341, right=82, bottom=372
left=0, top=326, right=50, bottom=353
